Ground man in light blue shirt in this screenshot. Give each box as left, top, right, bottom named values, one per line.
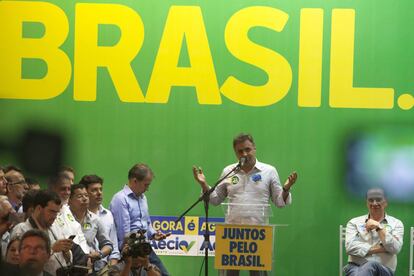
left=110, top=163, right=170, bottom=276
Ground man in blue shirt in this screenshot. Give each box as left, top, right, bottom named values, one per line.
left=110, top=163, right=170, bottom=276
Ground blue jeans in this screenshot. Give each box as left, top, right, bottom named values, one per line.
left=149, top=251, right=169, bottom=276
left=344, top=261, right=394, bottom=276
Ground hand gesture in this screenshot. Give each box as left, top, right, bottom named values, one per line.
left=192, top=166, right=206, bottom=184
left=283, top=171, right=298, bottom=191
left=192, top=166, right=209, bottom=192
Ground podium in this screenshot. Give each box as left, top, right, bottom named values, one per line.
left=215, top=203, right=280, bottom=276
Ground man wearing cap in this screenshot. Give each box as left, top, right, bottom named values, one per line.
left=344, top=188, right=404, bottom=276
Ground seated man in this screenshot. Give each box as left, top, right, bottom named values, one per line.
left=344, top=188, right=404, bottom=276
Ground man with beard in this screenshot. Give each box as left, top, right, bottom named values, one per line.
left=11, top=190, right=73, bottom=275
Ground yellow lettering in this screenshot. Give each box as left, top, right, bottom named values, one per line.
left=74, top=3, right=145, bottom=102
left=298, top=9, right=324, bottom=107
left=200, top=222, right=215, bottom=232
left=145, top=6, right=221, bottom=104
left=329, top=9, right=394, bottom=109
left=221, top=6, right=292, bottom=107
left=175, top=222, right=183, bottom=231
left=0, top=1, right=70, bottom=99
left=153, top=220, right=160, bottom=230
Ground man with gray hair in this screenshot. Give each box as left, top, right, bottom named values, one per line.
left=344, top=188, right=404, bottom=276
left=5, top=166, right=28, bottom=212
left=110, top=163, right=170, bottom=276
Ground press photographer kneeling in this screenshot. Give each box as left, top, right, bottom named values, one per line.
left=111, top=230, right=161, bottom=276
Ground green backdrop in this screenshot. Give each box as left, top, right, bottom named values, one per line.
left=1, top=0, right=413, bottom=275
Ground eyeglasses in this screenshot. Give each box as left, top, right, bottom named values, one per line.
left=21, top=245, right=47, bottom=253
left=8, top=179, right=27, bottom=185
left=368, top=198, right=385, bottom=203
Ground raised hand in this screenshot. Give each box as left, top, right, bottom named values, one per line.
left=192, top=166, right=205, bottom=183
left=283, top=171, right=298, bottom=191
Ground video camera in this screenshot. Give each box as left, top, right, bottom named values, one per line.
left=56, top=265, right=89, bottom=276
left=126, top=229, right=152, bottom=258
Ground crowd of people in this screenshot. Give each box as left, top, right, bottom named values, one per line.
left=0, top=133, right=405, bottom=276
left=0, top=164, right=166, bottom=276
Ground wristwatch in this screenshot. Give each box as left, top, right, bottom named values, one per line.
left=98, top=251, right=104, bottom=259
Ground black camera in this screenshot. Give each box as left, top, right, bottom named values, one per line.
left=126, top=230, right=152, bottom=258
left=56, top=265, right=89, bottom=276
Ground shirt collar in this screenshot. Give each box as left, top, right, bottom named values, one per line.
left=98, top=204, right=107, bottom=215
left=84, top=210, right=97, bottom=222
left=123, top=184, right=143, bottom=199
left=365, top=213, right=389, bottom=223
left=254, top=159, right=265, bottom=172
left=236, top=159, right=263, bottom=174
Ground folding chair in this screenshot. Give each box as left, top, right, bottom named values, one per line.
left=410, top=226, right=414, bottom=275
left=340, top=225, right=346, bottom=276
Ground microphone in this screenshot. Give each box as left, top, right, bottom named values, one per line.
left=239, top=157, right=247, bottom=167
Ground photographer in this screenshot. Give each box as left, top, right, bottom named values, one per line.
left=111, top=232, right=160, bottom=276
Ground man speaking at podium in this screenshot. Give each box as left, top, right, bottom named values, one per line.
left=193, top=133, right=298, bottom=275
left=193, top=133, right=298, bottom=220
